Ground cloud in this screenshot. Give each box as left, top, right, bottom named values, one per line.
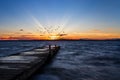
left=27, top=32, right=32, bottom=34
left=88, top=29, right=103, bottom=33
left=40, top=35, right=43, bottom=36
left=20, top=29, right=24, bottom=31
left=71, top=32, right=120, bottom=40
left=58, top=33, right=67, bottom=36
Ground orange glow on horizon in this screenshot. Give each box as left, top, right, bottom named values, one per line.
left=0, top=32, right=120, bottom=40
left=49, top=35, right=59, bottom=40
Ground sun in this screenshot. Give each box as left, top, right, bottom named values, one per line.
left=49, top=35, right=59, bottom=40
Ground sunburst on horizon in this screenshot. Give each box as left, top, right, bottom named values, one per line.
left=49, top=35, right=59, bottom=40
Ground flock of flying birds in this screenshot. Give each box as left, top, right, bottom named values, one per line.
left=36, top=25, right=66, bottom=36
left=19, top=25, right=67, bottom=38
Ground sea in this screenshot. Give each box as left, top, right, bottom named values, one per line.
left=0, top=40, right=120, bottom=80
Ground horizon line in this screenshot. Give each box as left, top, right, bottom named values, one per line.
left=0, top=38, right=120, bottom=41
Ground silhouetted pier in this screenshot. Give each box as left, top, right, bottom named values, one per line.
left=0, top=45, right=60, bottom=80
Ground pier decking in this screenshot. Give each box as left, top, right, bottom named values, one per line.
left=0, top=45, right=60, bottom=80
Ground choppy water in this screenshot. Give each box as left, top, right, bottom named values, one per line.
left=0, top=40, right=120, bottom=80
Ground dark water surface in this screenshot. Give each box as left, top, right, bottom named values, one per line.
left=0, top=40, right=120, bottom=80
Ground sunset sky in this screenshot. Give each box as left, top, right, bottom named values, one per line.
left=0, top=0, right=120, bottom=40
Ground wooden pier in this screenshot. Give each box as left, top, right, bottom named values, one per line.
left=0, top=45, right=60, bottom=80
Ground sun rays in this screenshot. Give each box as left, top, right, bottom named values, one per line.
left=31, top=15, right=70, bottom=40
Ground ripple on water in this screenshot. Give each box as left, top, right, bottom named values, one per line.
left=33, top=74, right=60, bottom=80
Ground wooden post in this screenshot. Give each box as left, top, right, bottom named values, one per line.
left=55, top=45, right=56, bottom=48
left=49, top=45, right=51, bottom=54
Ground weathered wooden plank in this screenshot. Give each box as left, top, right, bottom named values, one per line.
left=0, top=45, right=60, bottom=80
